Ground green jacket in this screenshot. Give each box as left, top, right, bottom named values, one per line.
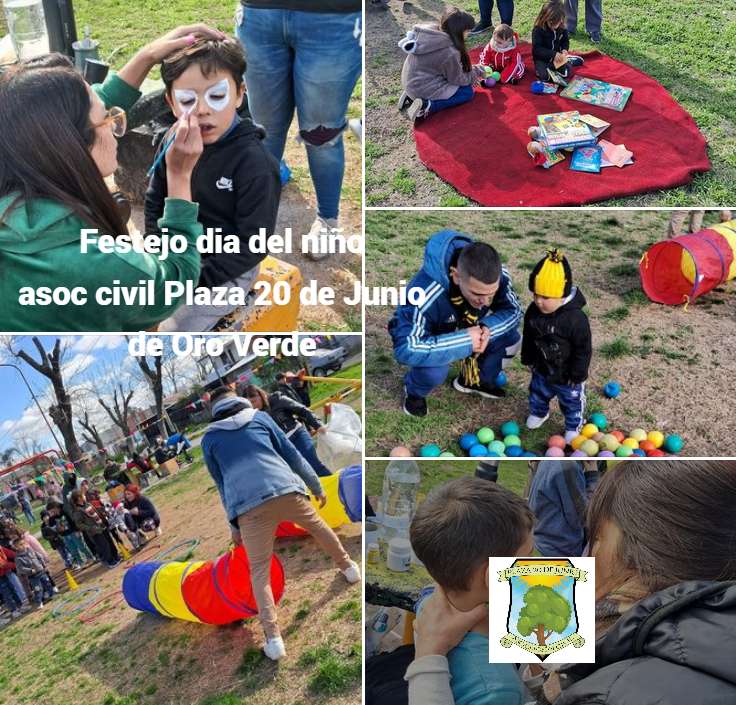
left=0, top=73, right=202, bottom=331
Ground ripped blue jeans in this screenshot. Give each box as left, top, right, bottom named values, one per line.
left=237, top=8, right=362, bottom=220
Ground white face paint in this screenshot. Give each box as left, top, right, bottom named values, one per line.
left=173, top=89, right=198, bottom=115
left=204, top=79, right=231, bottom=112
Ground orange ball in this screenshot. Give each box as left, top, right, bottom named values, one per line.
left=548, top=435, right=566, bottom=449
left=571, top=435, right=587, bottom=450
left=639, top=440, right=656, bottom=453
left=611, top=431, right=625, bottom=443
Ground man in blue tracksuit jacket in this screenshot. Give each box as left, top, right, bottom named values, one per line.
left=389, top=230, right=523, bottom=417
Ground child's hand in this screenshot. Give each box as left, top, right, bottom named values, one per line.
left=553, top=52, right=567, bottom=69
left=316, top=492, right=328, bottom=509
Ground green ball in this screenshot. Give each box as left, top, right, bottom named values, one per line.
left=615, top=445, right=634, bottom=457
left=504, top=434, right=521, bottom=448
left=589, top=412, right=607, bottom=431
left=580, top=439, right=599, bottom=456
left=439, top=451, right=456, bottom=457
left=477, top=427, right=495, bottom=444
left=491, top=71, right=501, bottom=81
left=489, top=440, right=506, bottom=456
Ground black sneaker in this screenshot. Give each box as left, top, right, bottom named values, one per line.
left=452, top=376, right=506, bottom=399
left=403, top=387, right=428, bottom=417
left=567, top=55, right=585, bottom=67
left=468, top=22, right=492, bottom=36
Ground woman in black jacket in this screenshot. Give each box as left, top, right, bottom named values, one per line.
left=242, top=384, right=332, bottom=477
left=406, top=460, right=736, bottom=705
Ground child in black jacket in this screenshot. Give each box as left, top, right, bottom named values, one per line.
left=145, top=38, right=281, bottom=332
left=531, top=0, right=583, bottom=84
left=522, top=250, right=592, bottom=443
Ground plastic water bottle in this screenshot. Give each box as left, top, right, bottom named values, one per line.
left=365, top=608, right=390, bottom=657
left=379, top=459, right=420, bottom=542
left=3, top=0, right=50, bottom=61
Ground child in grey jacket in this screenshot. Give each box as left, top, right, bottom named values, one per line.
left=398, top=9, right=480, bottom=121
left=11, top=537, right=54, bottom=607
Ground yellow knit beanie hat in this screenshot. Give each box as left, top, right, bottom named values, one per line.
left=529, top=249, right=572, bottom=298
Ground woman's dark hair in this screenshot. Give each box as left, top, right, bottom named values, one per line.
left=439, top=9, right=476, bottom=73
left=587, top=460, right=736, bottom=591
left=69, top=489, right=85, bottom=505
left=0, top=65, right=127, bottom=236
left=534, top=0, right=567, bottom=30
left=161, top=38, right=246, bottom=92
left=241, top=384, right=270, bottom=411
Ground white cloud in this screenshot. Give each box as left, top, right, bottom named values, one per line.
left=62, top=353, right=98, bottom=378
left=71, top=335, right=126, bottom=354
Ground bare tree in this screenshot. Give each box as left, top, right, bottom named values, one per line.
left=10, top=337, right=84, bottom=465
left=0, top=447, right=20, bottom=467
left=128, top=343, right=172, bottom=438
left=162, top=355, right=180, bottom=394
left=97, top=382, right=135, bottom=437
left=78, top=411, right=105, bottom=451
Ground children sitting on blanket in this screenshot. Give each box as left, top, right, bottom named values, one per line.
left=397, top=9, right=482, bottom=121
left=478, top=24, right=525, bottom=85
left=531, top=0, right=584, bottom=87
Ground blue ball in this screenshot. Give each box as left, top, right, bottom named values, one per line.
left=500, top=421, right=520, bottom=437
left=487, top=451, right=501, bottom=457
left=506, top=445, right=524, bottom=457
left=603, top=381, right=621, bottom=399
left=631, top=448, right=646, bottom=457
left=469, top=444, right=489, bottom=457
left=495, top=371, right=508, bottom=387
left=459, top=433, right=479, bottom=450
left=663, top=434, right=684, bottom=453
left=420, top=444, right=441, bottom=457
left=531, top=80, right=545, bottom=94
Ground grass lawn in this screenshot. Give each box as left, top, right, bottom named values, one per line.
left=365, top=0, right=736, bottom=206
left=2, top=455, right=362, bottom=705
left=364, top=209, right=736, bottom=456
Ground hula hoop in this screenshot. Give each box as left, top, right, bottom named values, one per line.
left=51, top=587, right=102, bottom=619
left=151, top=538, right=200, bottom=562
left=78, top=590, right=127, bottom=624
left=122, top=541, right=165, bottom=568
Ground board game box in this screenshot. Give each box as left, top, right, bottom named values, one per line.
left=560, top=76, right=632, bottom=112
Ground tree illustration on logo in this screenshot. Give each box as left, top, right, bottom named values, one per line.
left=516, top=585, right=572, bottom=646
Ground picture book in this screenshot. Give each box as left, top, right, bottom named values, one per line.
left=570, top=145, right=603, bottom=173
left=537, top=111, right=596, bottom=150
left=541, top=146, right=566, bottom=169
left=560, top=77, right=632, bottom=112
left=579, top=114, right=611, bottom=137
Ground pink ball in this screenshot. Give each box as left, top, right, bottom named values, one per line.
left=545, top=446, right=566, bottom=457
left=548, top=435, right=566, bottom=449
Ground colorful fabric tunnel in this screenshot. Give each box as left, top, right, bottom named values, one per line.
left=276, top=465, right=363, bottom=538
left=122, top=545, right=285, bottom=625
left=640, top=221, right=736, bottom=305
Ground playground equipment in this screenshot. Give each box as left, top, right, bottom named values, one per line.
left=122, top=545, right=285, bottom=625
left=640, top=221, right=736, bottom=305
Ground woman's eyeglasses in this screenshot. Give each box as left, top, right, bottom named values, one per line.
left=94, top=106, right=127, bottom=138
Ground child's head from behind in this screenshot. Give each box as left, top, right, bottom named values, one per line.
left=529, top=249, right=572, bottom=314
left=450, top=241, right=502, bottom=309
left=161, top=38, right=246, bottom=145
left=410, top=477, right=534, bottom=603
left=492, top=24, right=515, bottom=50
left=11, top=537, right=27, bottom=552
left=440, top=8, right=476, bottom=72
left=535, top=0, right=567, bottom=30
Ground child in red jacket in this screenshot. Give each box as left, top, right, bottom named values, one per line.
left=479, top=24, right=525, bottom=84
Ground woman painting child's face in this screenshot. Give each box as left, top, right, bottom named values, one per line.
left=167, top=65, right=245, bottom=145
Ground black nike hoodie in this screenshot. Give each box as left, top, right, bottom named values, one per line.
left=521, top=287, right=592, bottom=385
left=144, top=117, right=281, bottom=289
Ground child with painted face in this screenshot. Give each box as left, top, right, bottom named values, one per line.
left=145, top=38, right=281, bottom=332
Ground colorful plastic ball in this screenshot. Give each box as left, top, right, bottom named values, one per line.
left=611, top=431, right=625, bottom=443
left=420, top=444, right=442, bottom=457
left=459, top=433, right=479, bottom=450
left=615, top=445, right=634, bottom=457
left=647, top=431, right=664, bottom=449
left=531, top=80, right=546, bottom=94
left=630, top=428, right=647, bottom=442
left=545, top=446, right=565, bottom=457
left=603, top=381, right=621, bottom=398
left=622, top=437, right=639, bottom=449
left=647, top=449, right=666, bottom=457
left=469, top=444, right=489, bottom=457
left=477, top=427, right=495, bottom=444
left=500, top=421, right=520, bottom=437
left=631, top=448, right=646, bottom=457
left=487, top=452, right=501, bottom=457
left=489, top=440, right=507, bottom=456
left=663, top=434, right=684, bottom=453
left=571, top=435, right=587, bottom=451
left=571, top=450, right=587, bottom=457
left=506, top=445, right=524, bottom=457
left=592, top=432, right=605, bottom=443
left=580, top=440, right=600, bottom=456
left=548, top=435, right=566, bottom=449
left=390, top=446, right=413, bottom=457
left=589, top=413, right=607, bottom=430
left=581, top=423, right=598, bottom=438
left=495, top=371, right=508, bottom=387
left=482, top=77, right=497, bottom=88
left=439, top=452, right=456, bottom=457
left=598, top=450, right=615, bottom=457
left=491, top=71, right=501, bottom=81
left=600, top=434, right=620, bottom=452
left=639, top=440, right=656, bottom=453
left=504, top=434, right=522, bottom=448
left=522, top=452, right=537, bottom=457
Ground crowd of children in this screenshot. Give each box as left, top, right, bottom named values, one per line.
left=397, top=0, right=592, bottom=122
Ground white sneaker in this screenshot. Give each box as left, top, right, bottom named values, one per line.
left=37, top=602, right=44, bottom=609
left=564, top=430, right=579, bottom=444
left=52, top=586, right=59, bottom=594
left=155, top=527, right=162, bottom=537
left=406, top=98, right=429, bottom=121
left=526, top=414, right=549, bottom=430
left=341, top=561, right=361, bottom=584
left=0, top=617, right=10, bottom=627
left=304, top=215, right=339, bottom=261
left=263, top=636, right=286, bottom=661
left=348, top=118, right=362, bottom=142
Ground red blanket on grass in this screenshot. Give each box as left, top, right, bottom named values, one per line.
left=413, top=44, right=710, bottom=206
